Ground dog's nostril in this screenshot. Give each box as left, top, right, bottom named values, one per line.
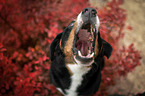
left=91, top=10, right=97, bottom=16
left=82, top=8, right=88, bottom=14
left=85, top=8, right=88, bottom=13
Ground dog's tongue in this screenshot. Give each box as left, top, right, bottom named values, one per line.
left=81, top=41, right=89, bottom=56
left=77, top=41, right=88, bottom=56
left=76, top=29, right=90, bottom=56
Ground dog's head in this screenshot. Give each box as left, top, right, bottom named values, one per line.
left=50, top=8, right=112, bottom=66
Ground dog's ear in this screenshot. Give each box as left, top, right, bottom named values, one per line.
left=50, top=33, right=62, bottom=61
left=101, top=38, right=113, bottom=59
left=98, top=32, right=113, bottom=59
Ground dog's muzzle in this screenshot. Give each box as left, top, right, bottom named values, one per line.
left=73, top=8, right=100, bottom=66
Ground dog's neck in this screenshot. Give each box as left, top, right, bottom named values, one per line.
left=65, top=63, right=91, bottom=96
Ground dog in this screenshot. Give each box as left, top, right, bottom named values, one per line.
left=49, top=8, right=113, bottom=96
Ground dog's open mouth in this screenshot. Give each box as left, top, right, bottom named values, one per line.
left=76, top=23, right=95, bottom=57
left=73, top=22, right=96, bottom=64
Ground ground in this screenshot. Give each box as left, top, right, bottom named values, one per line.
left=90, top=0, right=145, bottom=95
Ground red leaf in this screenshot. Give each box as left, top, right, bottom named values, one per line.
left=127, top=25, right=133, bottom=30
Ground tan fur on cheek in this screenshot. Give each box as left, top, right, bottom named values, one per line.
left=64, top=22, right=78, bottom=59
left=94, top=35, right=99, bottom=57
left=64, top=22, right=78, bottom=75
left=64, top=28, right=75, bottom=56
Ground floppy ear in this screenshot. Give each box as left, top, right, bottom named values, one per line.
left=101, top=38, right=113, bottom=59
left=97, top=32, right=113, bottom=59
left=50, top=33, right=62, bottom=61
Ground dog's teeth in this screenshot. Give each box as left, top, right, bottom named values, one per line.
left=78, top=51, right=82, bottom=56
left=86, top=54, right=90, bottom=57
left=90, top=53, right=94, bottom=57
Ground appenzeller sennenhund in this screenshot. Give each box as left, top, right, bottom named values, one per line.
left=49, top=8, right=113, bottom=96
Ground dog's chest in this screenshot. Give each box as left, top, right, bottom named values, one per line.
left=66, top=64, right=91, bottom=96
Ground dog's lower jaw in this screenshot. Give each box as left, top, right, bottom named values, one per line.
left=65, top=64, right=91, bottom=96
left=73, top=55, right=94, bottom=66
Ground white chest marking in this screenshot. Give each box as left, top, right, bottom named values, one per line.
left=66, top=64, right=91, bottom=96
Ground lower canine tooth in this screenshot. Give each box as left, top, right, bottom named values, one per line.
left=90, top=53, right=94, bottom=57
left=78, top=51, right=82, bottom=56
left=86, top=54, right=90, bottom=57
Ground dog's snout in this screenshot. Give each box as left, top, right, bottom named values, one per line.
left=76, top=7, right=99, bottom=31
left=82, top=8, right=97, bottom=17
left=82, top=8, right=88, bottom=14
left=81, top=8, right=97, bottom=24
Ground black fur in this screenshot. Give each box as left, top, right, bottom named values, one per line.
left=49, top=32, right=70, bottom=94
left=49, top=21, right=113, bottom=95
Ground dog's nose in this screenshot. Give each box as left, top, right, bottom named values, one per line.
left=81, top=8, right=97, bottom=23
left=82, top=8, right=97, bottom=18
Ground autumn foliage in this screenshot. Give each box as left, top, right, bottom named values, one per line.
left=0, top=0, right=141, bottom=96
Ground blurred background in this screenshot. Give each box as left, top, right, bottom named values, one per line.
left=0, top=0, right=145, bottom=96
left=90, top=0, right=145, bottom=95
